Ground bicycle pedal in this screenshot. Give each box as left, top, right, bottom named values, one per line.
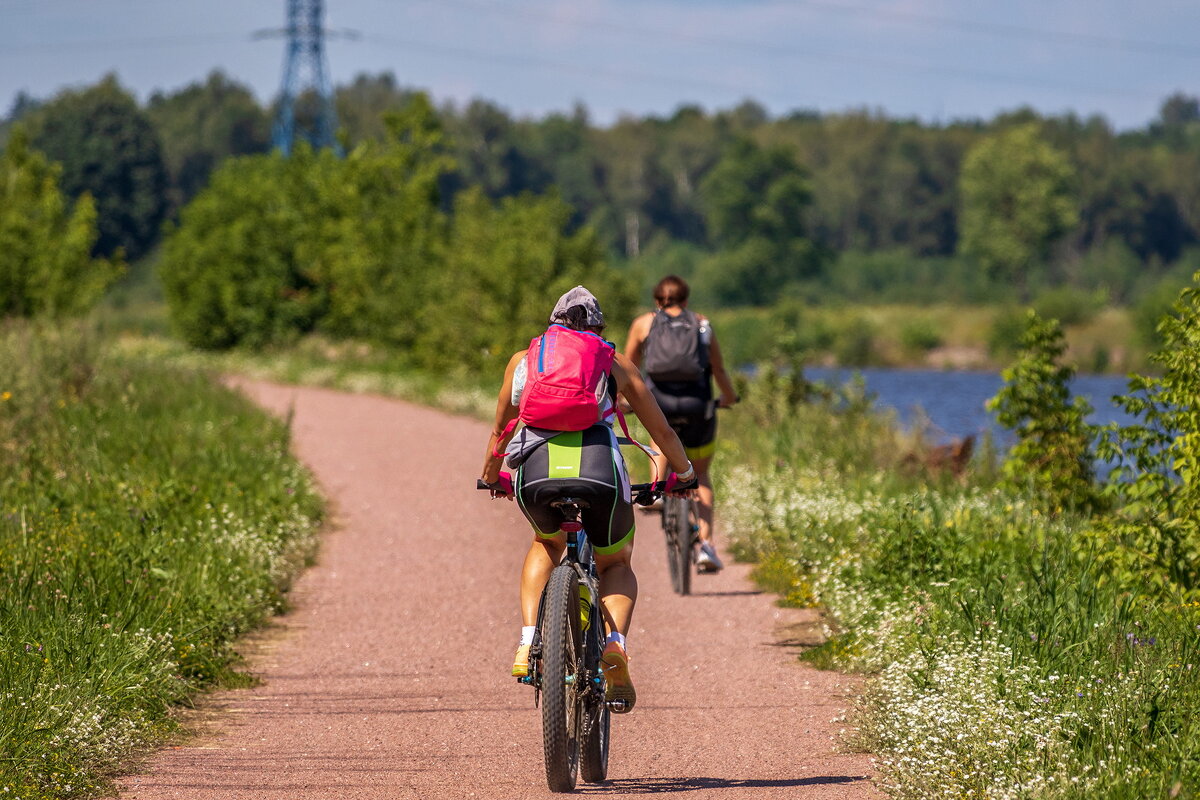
left=606, top=699, right=632, bottom=714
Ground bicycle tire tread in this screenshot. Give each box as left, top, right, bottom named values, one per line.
left=541, top=565, right=580, bottom=792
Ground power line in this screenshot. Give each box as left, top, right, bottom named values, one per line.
left=0, top=0, right=1180, bottom=108
left=392, top=0, right=1162, bottom=102
left=418, top=0, right=1200, bottom=60
left=361, top=33, right=754, bottom=97
left=790, top=0, right=1200, bottom=58
left=0, top=32, right=244, bottom=56
left=0, top=27, right=1161, bottom=104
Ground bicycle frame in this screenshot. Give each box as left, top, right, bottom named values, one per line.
left=522, top=499, right=605, bottom=703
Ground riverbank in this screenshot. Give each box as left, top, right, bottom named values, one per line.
left=710, top=303, right=1145, bottom=374
left=716, top=362, right=1200, bottom=799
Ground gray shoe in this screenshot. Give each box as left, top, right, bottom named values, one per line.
left=696, top=542, right=724, bottom=572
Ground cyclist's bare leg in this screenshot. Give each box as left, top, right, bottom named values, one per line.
left=595, top=544, right=638, bottom=710
left=520, top=533, right=566, bottom=626
left=692, top=454, right=715, bottom=545
left=594, top=545, right=637, bottom=635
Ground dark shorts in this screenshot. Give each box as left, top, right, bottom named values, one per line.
left=515, top=426, right=635, bottom=554
left=649, top=388, right=717, bottom=459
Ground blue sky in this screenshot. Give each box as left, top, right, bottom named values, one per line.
left=3, top=0, right=1199, bottom=129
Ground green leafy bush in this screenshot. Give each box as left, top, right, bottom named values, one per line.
left=160, top=148, right=336, bottom=348
left=1099, top=273, right=1200, bottom=596
left=987, top=310, right=1097, bottom=512
left=427, top=187, right=630, bottom=373
left=832, top=315, right=878, bottom=366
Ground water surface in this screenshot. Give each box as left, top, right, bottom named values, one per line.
left=805, top=366, right=1137, bottom=448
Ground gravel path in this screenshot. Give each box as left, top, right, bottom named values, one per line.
left=119, top=380, right=877, bottom=799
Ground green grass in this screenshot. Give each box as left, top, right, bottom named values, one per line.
left=717, top=365, right=1200, bottom=799
left=112, top=333, right=496, bottom=421
left=0, top=322, right=323, bottom=798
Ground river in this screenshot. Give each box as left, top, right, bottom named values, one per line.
left=805, top=366, right=1138, bottom=449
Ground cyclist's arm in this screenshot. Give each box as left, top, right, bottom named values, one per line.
left=481, top=349, right=525, bottom=485
left=707, top=329, right=739, bottom=408
left=612, top=353, right=691, bottom=475
left=623, top=313, right=653, bottom=369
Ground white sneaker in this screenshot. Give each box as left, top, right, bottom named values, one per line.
left=696, top=542, right=724, bottom=572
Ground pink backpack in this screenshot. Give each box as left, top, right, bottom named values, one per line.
left=494, top=325, right=656, bottom=481
left=519, top=324, right=615, bottom=430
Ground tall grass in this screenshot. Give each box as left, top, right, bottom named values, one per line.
left=718, top=367, right=1200, bottom=799
left=114, top=333, right=496, bottom=420
left=0, top=322, right=322, bottom=798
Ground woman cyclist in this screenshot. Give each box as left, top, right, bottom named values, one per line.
left=480, top=286, right=696, bottom=712
left=624, top=275, right=738, bottom=572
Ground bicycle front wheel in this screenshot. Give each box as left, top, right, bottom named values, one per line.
left=541, top=565, right=582, bottom=792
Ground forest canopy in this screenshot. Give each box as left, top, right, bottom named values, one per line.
left=5, top=70, right=1200, bottom=312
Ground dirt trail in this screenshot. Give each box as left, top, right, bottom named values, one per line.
left=119, top=380, right=877, bottom=799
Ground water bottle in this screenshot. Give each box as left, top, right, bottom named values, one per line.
left=579, top=583, right=592, bottom=630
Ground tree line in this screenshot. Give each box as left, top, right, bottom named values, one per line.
left=4, top=70, right=1200, bottom=313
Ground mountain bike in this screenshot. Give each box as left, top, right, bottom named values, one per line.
left=477, top=478, right=664, bottom=792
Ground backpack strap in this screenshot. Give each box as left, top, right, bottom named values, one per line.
left=612, top=404, right=660, bottom=485
left=492, top=417, right=520, bottom=459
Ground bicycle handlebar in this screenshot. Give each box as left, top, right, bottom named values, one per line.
left=477, top=478, right=694, bottom=505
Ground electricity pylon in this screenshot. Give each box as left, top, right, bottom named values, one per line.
left=256, top=0, right=345, bottom=155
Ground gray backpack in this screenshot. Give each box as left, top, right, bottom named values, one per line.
left=643, top=309, right=708, bottom=382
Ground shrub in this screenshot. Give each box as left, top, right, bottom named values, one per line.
left=987, top=310, right=1097, bottom=512
left=1132, top=276, right=1189, bottom=349
left=832, top=315, right=877, bottom=366
left=1032, top=286, right=1107, bottom=327
left=987, top=307, right=1028, bottom=358
left=159, top=148, right=335, bottom=348
left=899, top=317, right=943, bottom=354
left=1099, top=272, right=1200, bottom=595
left=0, top=129, right=122, bottom=318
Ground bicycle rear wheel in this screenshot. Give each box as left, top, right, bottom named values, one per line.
left=578, top=615, right=610, bottom=783
left=662, top=497, right=684, bottom=594
left=663, top=496, right=693, bottom=595
left=541, top=565, right=582, bottom=792
left=675, top=497, right=693, bottom=595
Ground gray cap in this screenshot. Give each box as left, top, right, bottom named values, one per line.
left=550, top=286, right=605, bottom=327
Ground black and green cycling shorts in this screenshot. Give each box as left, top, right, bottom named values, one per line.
left=649, top=387, right=717, bottom=460
left=515, top=425, right=635, bottom=554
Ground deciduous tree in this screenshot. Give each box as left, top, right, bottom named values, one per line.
left=0, top=129, right=121, bottom=317
left=26, top=75, right=168, bottom=260
left=958, top=123, right=1077, bottom=298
